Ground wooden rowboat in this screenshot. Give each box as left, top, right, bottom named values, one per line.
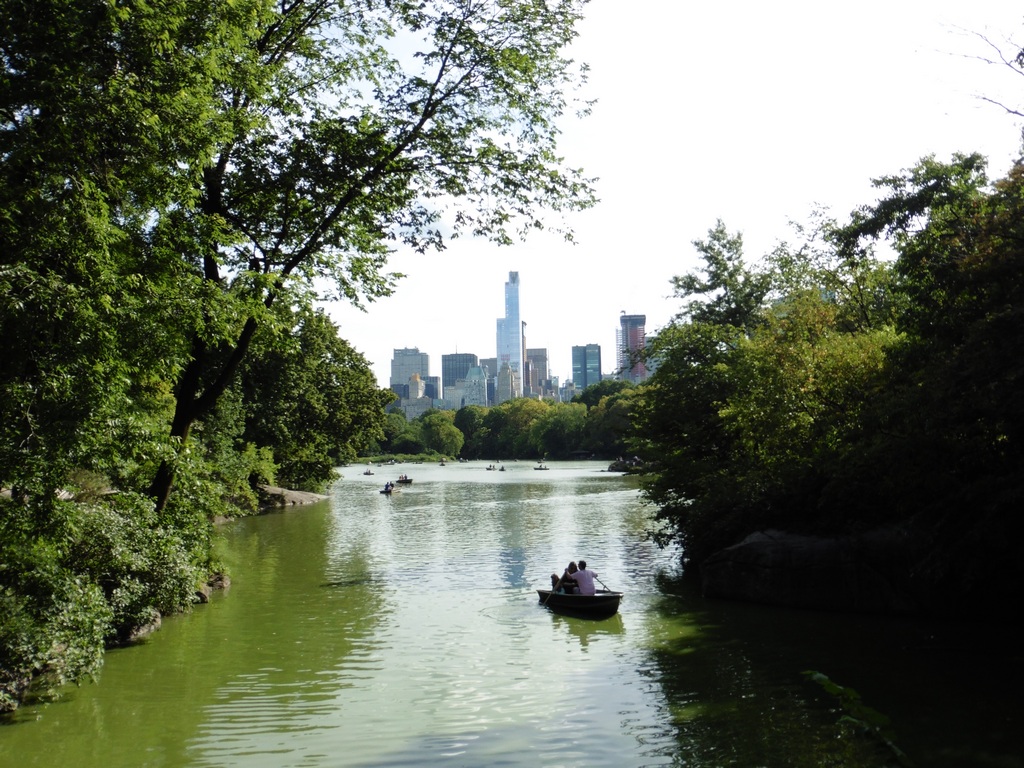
left=536, top=588, right=622, bottom=617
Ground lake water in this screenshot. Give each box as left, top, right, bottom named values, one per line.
left=2, top=461, right=1021, bottom=767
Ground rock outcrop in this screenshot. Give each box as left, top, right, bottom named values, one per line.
left=257, top=485, right=328, bottom=509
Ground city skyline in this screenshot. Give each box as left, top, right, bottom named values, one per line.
left=326, top=3, right=1024, bottom=390
left=386, top=273, right=637, bottom=404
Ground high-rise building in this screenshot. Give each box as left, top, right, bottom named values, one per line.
left=442, top=353, right=478, bottom=394
left=389, top=347, right=430, bottom=399
left=479, top=357, right=497, bottom=405
left=445, top=365, right=489, bottom=409
left=571, top=344, right=602, bottom=390
left=525, top=347, right=549, bottom=397
left=496, top=361, right=516, bottom=404
left=617, top=314, right=647, bottom=383
left=495, top=271, right=522, bottom=402
left=423, top=375, right=440, bottom=401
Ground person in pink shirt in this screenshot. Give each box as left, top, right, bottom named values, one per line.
left=564, top=559, right=597, bottom=596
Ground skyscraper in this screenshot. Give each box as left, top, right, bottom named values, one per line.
left=525, top=347, right=549, bottom=397
left=617, top=314, right=647, bottom=383
left=389, top=347, right=430, bottom=399
left=442, top=353, right=479, bottom=394
left=495, top=271, right=522, bottom=402
left=571, top=344, right=602, bottom=390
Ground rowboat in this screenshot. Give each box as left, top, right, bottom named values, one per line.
left=396, top=477, right=413, bottom=484
left=536, top=588, right=622, bottom=617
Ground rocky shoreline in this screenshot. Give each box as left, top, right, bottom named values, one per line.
left=257, top=484, right=329, bottom=509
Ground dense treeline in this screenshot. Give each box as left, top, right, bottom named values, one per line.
left=372, top=379, right=637, bottom=461
left=1, top=0, right=593, bottom=712
left=634, top=154, right=1024, bottom=613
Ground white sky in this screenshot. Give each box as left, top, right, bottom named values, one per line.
left=327, top=1, right=1024, bottom=388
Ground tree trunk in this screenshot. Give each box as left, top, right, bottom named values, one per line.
left=147, top=318, right=260, bottom=514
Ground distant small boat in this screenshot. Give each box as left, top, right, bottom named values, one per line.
left=536, top=589, right=622, bottom=618
left=363, top=469, right=374, bottom=476
left=396, top=477, right=413, bottom=485
left=534, top=464, right=549, bottom=471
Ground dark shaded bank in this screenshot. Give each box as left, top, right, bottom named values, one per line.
left=699, top=526, right=1020, bottom=624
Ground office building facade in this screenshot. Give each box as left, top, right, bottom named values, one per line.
left=442, top=353, right=479, bottom=395
left=525, top=347, right=549, bottom=397
left=389, top=347, right=430, bottom=399
left=571, top=344, right=602, bottom=390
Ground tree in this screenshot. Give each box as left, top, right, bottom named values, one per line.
left=529, top=402, right=586, bottom=458
left=826, top=155, right=1024, bottom=605
left=671, top=220, right=772, bottom=331
left=140, top=0, right=597, bottom=511
left=480, top=398, right=550, bottom=459
left=583, top=387, right=640, bottom=458
left=417, top=409, right=465, bottom=457
left=636, top=154, right=1024, bottom=611
left=633, top=320, right=749, bottom=559
left=2, top=0, right=596, bottom=509
left=240, top=307, right=391, bottom=491
left=0, top=0, right=595, bottom=708
left=454, top=405, right=488, bottom=459
left=376, top=411, right=410, bottom=455
left=571, top=379, right=633, bottom=410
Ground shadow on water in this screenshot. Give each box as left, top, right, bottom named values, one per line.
left=644, top=570, right=1024, bottom=768
left=4, top=463, right=1022, bottom=768
left=546, top=611, right=626, bottom=651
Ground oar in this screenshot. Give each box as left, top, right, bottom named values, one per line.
left=595, top=575, right=614, bottom=593
left=543, top=574, right=562, bottom=606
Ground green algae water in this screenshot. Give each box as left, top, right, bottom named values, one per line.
left=2, top=461, right=1020, bottom=767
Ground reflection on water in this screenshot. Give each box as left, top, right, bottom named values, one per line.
left=2, top=461, right=1021, bottom=767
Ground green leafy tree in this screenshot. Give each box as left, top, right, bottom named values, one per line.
left=529, top=401, right=587, bottom=459
left=571, top=379, right=633, bottom=410
left=634, top=320, right=750, bottom=559
left=671, top=220, right=772, bottom=330
left=583, top=387, right=640, bottom=458
left=241, top=307, right=391, bottom=491
left=637, top=155, right=1024, bottom=611
left=827, top=154, right=1024, bottom=605
left=632, top=223, right=771, bottom=557
left=453, top=405, right=489, bottom=458
left=391, top=423, right=427, bottom=455
left=1, top=0, right=595, bottom=709
left=139, top=0, right=597, bottom=511
left=416, top=409, right=465, bottom=458
left=375, top=411, right=410, bottom=456
left=480, top=398, right=550, bottom=459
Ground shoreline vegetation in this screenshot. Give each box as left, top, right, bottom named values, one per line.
left=2, top=0, right=595, bottom=715
left=4, top=0, right=1022, bottom=721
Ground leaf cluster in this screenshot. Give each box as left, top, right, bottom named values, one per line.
left=633, top=155, right=1024, bottom=611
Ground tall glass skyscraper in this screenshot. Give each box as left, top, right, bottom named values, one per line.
left=495, top=271, right=522, bottom=401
